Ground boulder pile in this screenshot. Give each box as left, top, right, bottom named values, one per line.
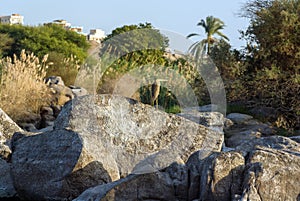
left=0, top=94, right=299, bottom=201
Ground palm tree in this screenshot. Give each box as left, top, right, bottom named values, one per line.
left=187, top=16, right=229, bottom=56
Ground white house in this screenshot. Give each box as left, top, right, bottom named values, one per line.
left=87, top=29, right=106, bottom=43
left=0, top=14, right=24, bottom=25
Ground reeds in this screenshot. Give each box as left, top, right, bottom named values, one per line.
left=0, top=50, right=51, bottom=122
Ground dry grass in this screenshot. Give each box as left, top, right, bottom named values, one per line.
left=0, top=50, right=51, bottom=122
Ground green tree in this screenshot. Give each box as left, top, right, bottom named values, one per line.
left=187, top=16, right=229, bottom=56
left=240, top=0, right=300, bottom=130
left=0, top=24, right=89, bottom=62
left=0, top=33, right=14, bottom=58
left=98, top=22, right=169, bottom=92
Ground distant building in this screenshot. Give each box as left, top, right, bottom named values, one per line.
left=87, top=29, right=105, bottom=43
left=47, top=19, right=71, bottom=29
left=0, top=14, right=24, bottom=25
left=68, top=26, right=84, bottom=34
left=45, top=19, right=85, bottom=35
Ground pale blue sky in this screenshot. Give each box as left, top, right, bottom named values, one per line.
left=0, top=0, right=249, bottom=49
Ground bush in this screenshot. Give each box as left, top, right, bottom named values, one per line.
left=46, top=52, right=80, bottom=86
left=0, top=50, right=51, bottom=122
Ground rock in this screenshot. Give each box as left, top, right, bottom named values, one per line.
left=10, top=95, right=223, bottom=200
left=0, top=108, right=23, bottom=140
left=74, top=163, right=187, bottom=201
left=240, top=146, right=300, bottom=201
left=45, top=76, right=65, bottom=86
left=69, top=85, right=89, bottom=97
left=187, top=151, right=244, bottom=201
left=226, top=128, right=262, bottom=148
left=18, top=123, right=38, bottom=132
left=54, top=95, right=223, bottom=179
left=235, top=135, right=300, bottom=157
left=11, top=129, right=111, bottom=200
left=177, top=109, right=225, bottom=134
left=225, top=118, right=275, bottom=148
left=290, top=135, right=300, bottom=143
left=40, top=106, right=54, bottom=117
left=0, top=135, right=11, bottom=160
left=0, top=158, right=17, bottom=198
left=50, top=84, right=74, bottom=106
left=226, top=113, right=253, bottom=124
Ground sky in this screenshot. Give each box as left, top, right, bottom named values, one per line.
left=0, top=0, right=250, bottom=49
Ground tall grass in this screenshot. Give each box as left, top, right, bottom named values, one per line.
left=0, top=50, right=51, bottom=122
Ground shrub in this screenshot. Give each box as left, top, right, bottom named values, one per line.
left=0, top=50, right=51, bottom=122
left=46, top=52, right=80, bottom=86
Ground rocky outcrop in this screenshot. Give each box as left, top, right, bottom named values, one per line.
left=1, top=98, right=299, bottom=200
left=225, top=113, right=275, bottom=148
left=10, top=94, right=223, bottom=200
left=74, top=163, right=188, bottom=201
left=240, top=146, right=300, bottom=201
left=75, top=135, right=300, bottom=201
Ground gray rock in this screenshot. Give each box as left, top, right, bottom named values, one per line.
left=226, top=113, right=253, bottom=124
left=177, top=109, right=225, bottom=133
left=0, top=158, right=17, bottom=198
left=18, top=123, right=38, bottom=132
left=235, top=135, right=300, bottom=157
left=69, top=85, right=89, bottom=97
left=0, top=137, right=11, bottom=160
left=11, top=129, right=111, bottom=200
left=0, top=108, right=23, bottom=140
left=54, top=95, right=223, bottom=179
left=74, top=163, right=187, bottom=201
left=240, top=146, right=300, bottom=201
left=186, top=151, right=244, bottom=201
left=45, top=76, right=65, bottom=86
left=290, top=135, right=300, bottom=143
left=225, top=119, right=275, bottom=148
left=10, top=95, right=223, bottom=200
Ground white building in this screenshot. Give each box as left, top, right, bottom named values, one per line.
left=88, top=29, right=106, bottom=43
left=0, top=14, right=24, bottom=25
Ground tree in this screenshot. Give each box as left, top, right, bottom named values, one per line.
left=187, top=16, right=229, bottom=56
left=0, top=24, right=89, bottom=62
left=240, top=0, right=300, bottom=130
left=0, top=33, right=13, bottom=58
left=241, top=0, right=300, bottom=73
left=98, top=23, right=170, bottom=94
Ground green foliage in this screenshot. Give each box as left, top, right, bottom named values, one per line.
left=187, top=16, right=229, bottom=56
left=0, top=33, right=14, bottom=58
left=45, top=52, right=80, bottom=86
left=0, top=24, right=89, bottom=62
left=102, top=22, right=169, bottom=55
left=98, top=23, right=169, bottom=92
left=238, top=0, right=300, bottom=130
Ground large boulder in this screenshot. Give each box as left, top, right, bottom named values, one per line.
left=74, top=136, right=300, bottom=201
left=11, top=95, right=223, bottom=200
left=0, top=158, right=17, bottom=199
left=11, top=129, right=111, bottom=200
left=240, top=146, right=300, bottom=201
left=187, top=151, right=245, bottom=201
left=74, top=163, right=188, bottom=201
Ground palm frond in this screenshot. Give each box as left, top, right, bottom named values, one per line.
left=187, top=33, right=200, bottom=38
